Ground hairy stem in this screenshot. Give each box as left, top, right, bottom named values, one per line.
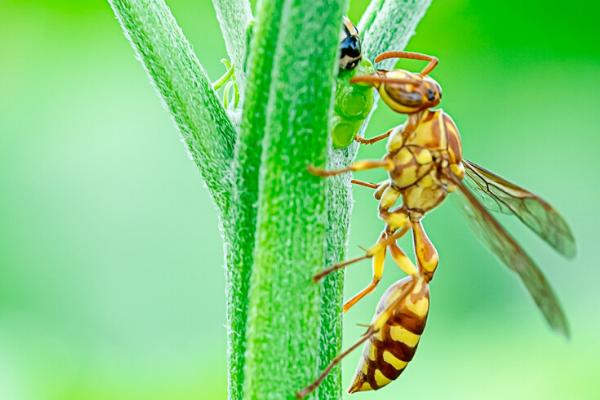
left=225, top=0, right=288, bottom=397
left=108, top=1, right=432, bottom=399
left=360, top=0, right=433, bottom=67
left=108, top=0, right=236, bottom=217
left=241, top=0, right=346, bottom=399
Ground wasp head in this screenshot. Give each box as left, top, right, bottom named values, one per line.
left=351, top=70, right=442, bottom=114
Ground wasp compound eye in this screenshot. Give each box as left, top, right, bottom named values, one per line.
left=427, top=88, right=436, bottom=102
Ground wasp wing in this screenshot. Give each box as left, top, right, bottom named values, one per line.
left=451, top=174, right=569, bottom=337
left=463, top=160, right=576, bottom=259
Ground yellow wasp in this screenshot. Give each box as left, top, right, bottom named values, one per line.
left=297, top=51, right=575, bottom=398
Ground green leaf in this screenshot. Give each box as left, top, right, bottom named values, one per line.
left=108, top=0, right=236, bottom=217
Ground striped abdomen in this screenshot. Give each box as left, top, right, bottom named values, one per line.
left=348, top=276, right=430, bottom=393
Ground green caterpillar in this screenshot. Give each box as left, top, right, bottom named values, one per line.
left=332, top=17, right=375, bottom=149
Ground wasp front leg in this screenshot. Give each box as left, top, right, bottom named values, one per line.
left=309, top=159, right=393, bottom=177
left=355, top=128, right=392, bottom=145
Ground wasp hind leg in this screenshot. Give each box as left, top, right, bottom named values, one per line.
left=342, top=232, right=388, bottom=312
left=312, top=231, right=387, bottom=311
left=296, top=329, right=375, bottom=399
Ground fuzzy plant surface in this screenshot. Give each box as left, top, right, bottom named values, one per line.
left=108, top=0, right=431, bottom=398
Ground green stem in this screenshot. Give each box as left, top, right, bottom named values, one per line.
left=241, top=1, right=346, bottom=399
left=108, top=0, right=236, bottom=217
left=226, top=0, right=286, bottom=397
left=360, top=0, right=433, bottom=65
left=108, top=1, right=432, bottom=399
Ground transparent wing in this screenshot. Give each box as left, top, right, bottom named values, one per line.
left=463, top=160, right=576, bottom=259
left=452, top=175, right=569, bottom=337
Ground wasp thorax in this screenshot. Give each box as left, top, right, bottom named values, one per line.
left=379, top=70, right=442, bottom=114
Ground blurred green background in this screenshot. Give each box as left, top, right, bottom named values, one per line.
left=1, top=0, right=599, bottom=399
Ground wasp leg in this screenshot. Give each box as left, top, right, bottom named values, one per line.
left=341, top=185, right=413, bottom=311
left=374, top=181, right=391, bottom=200
left=352, top=179, right=392, bottom=200
left=351, top=179, right=380, bottom=189
left=313, top=253, right=371, bottom=282
left=377, top=185, right=411, bottom=234
left=308, top=159, right=393, bottom=177
left=312, top=224, right=405, bottom=284
left=355, top=129, right=392, bottom=145
left=296, top=328, right=375, bottom=399
left=343, top=232, right=387, bottom=312
left=389, top=241, right=418, bottom=277
left=411, top=219, right=439, bottom=282
left=374, top=51, right=439, bottom=76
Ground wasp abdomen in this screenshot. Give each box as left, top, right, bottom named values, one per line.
left=348, top=276, right=430, bottom=393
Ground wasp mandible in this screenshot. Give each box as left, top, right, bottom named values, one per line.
left=298, top=51, right=575, bottom=398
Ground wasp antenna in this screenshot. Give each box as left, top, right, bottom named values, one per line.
left=349, top=75, right=384, bottom=86
left=374, top=51, right=439, bottom=76
left=350, top=75, right=416, bottom=86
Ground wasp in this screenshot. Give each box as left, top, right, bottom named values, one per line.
left=298, top=51, right=575, bottom=398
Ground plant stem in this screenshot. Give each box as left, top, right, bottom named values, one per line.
left=109, top=1, right=432, bottom=399
left=241, top=1, right=346, bottom=399
left=225, top=0, right=286, bottom=397
left=360, top=0, right=433, bottom=66
left=108, top=0, right=236, bottom=217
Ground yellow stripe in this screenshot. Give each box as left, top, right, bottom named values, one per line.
left=389, top=325, right=421, bottom=347
left=374, top=369, right=391, bottom=386
left=368, top=345, right=377, bottom=361
left=406, top=296, right=429, bottom=317
left=383, top=350, right=408, bottom=370
left=361, top=360, right=370, bottom=375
